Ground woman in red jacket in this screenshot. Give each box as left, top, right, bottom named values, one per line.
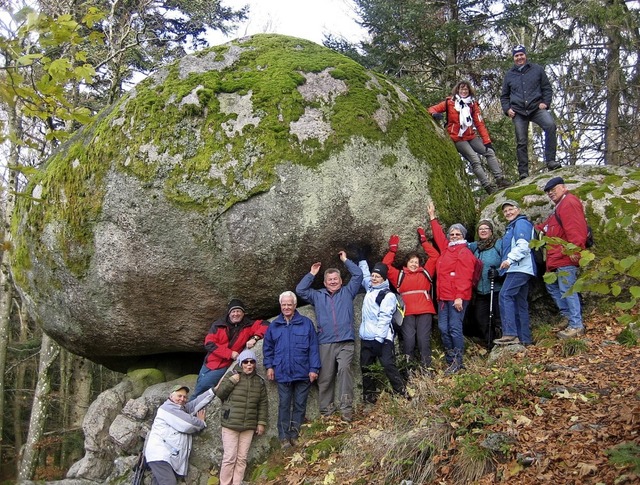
left=427, top=202, right=477, bottom=374
left=429, top=80, right=510, bottom=194
left=382, top=228, right=439, bottom=370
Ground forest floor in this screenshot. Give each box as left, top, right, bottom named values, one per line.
left=252, top=308, right=640, bottom=484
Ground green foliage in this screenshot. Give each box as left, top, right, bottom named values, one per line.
left=616, top=326, right=639, bottom=347
left=0, top=7, right=105, bottom=145
left=444, top=363, right=529, bottom=431
left=605, top=442, right=640, bottom=473
left=560, top=338, right=588, bottom=357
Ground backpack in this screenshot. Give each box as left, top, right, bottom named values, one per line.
left=554, top=211, right=594, bottom=248
left=396, top=268, right=435, bottom=302
left=531, top=227, right=547, bottom=270
left=471, top=256, right=484, bottom=287
left=375, top=290, right=406, bottom=328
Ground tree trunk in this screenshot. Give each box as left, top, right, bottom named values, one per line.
left=0, top=89, right=22, bottom=469
left=13, top=300, right=30, bottom=460
left=17, top=333, right=60, bottom=481
left=604, top=26, right=622, bottom=165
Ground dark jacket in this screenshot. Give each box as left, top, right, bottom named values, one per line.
left=536, top=192, right=588, bottom=271
left=202, top=316, right=269, bottom=371
left=216, top=366, right=268, bottom=432
left=295, top=259, right=363, bottom=344
left=263, top=310, right=321, bottom=383
left=500, top=62, right=553, bottom=116
left=428, top=97, right=492, bottom=144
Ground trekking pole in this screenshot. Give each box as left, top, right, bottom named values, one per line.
left=132, top=432, right=147, bottom=485
left=487, top=266, right=496, bottom=349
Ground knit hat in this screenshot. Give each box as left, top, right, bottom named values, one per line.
left=501, top=199, right=520, bottom=209
left=477, top=219, right=494, bottom=233
left=371, top=262, right=388, bottom=280
left=512, top=44, right=526, bottom=56
left=236, top=348, right=257, bottom=365
left=170, top=384, right=190, bottom=394
left=544, top=176, right=565, bottom=192
left=448, top=223, right=467, bottom=239
left=227, top=298, right=246, bottom=315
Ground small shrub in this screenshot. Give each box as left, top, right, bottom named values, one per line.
left=605, top=442, right=640, bottom=473
left=560, top=338, right=588, bottom=357
left=617, top=327, right=639, bottom=346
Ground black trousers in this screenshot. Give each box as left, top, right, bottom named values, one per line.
left=360, top=339, right=405, bottom=402
left=474, top=291, right=501, bottom=346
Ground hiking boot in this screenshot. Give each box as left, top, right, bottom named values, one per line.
left=552, top=318, right=569, bottom=332
left=493, top=335, right=520, bottom=345
left=497, top=177, right=512, bottom=188
left=557, top=327, right=585, bottom=339
left=289, top=437, right=299, bottom=447
left=281, top=440, right=292, bottom=450
left=548, top=162, right=562, bottom=171
left=519, top=173, right=528, bottom=180
left=341, top=413, right=353, bottom=423
left=484, top=184, right=497, bottom=194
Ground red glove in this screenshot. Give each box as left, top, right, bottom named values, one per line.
left=417, top=227, right=427, bottom=244
left=388, top=234, right=400, bottom=252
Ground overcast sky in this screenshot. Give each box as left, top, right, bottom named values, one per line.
left=209, top=0, right=367, bottom=46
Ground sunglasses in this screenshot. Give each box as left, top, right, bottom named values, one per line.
left=242, top=359, right=256, bottom=365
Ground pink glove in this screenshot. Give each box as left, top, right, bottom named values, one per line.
left=417, top=227, right=427, bottom=244
left=388, top=234, right=400, bottom=253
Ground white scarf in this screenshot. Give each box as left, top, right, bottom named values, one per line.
left=454, top=94, right=474, bottom=138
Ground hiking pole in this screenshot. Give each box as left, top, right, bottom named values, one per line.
left=487, top=266, right=496, bottom=349
left=132, top=432, right=147, bottom=485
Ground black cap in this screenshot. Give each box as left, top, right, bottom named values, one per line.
left=371, top=262, right=388, bottom=280
left=512, top=44, right=526, bottom=56
left=227, top=298, right=246, bottom=314
left=544, top=176, right=565, bottom=192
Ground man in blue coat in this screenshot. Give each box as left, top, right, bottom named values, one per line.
left=296, top=250, right=362, bottom=422
left=263, top=291, right=321, bottom=449
left=500, top=45, right=560, bottom=179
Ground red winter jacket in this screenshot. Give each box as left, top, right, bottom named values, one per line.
left=428, top=97, right=492, bottom=144
left=203, top=317, right=269, bottom=371
left=536, top=192, right=588, bottom=271
left=382, top=241, right=439, bottom=315
left=430, top=219, right=476, bottom=301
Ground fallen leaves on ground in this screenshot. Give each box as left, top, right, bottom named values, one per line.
left=261, top=311, right=639, bottom=484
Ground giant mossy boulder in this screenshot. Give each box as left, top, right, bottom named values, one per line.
left=11, top=34, right=474, bottom=369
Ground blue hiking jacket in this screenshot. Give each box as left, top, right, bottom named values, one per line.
left=295, top=259, right=363, bottom=345
left=263, top=310, right=321, bottom=383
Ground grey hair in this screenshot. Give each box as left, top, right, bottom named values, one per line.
left=279, top=291, right=297, bottom=305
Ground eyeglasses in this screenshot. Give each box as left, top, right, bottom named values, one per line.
left=478, top=227, right=491, bottom=232
left=242, top=359, right=256, bottom=365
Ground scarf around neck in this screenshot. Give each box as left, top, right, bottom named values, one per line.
left=454, top=94, right=474, bottom=138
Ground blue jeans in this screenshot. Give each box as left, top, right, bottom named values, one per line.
left=437, top=300, right=469, bottom=368
left=189, top=364, right=228, bottom=401
left=546, top=265, right=583, bottom=329
left=277, top=380, right=312, bottom=440
left=513, top=109, right=557, bottom=177
left=499, top=272, right=532, bottom=344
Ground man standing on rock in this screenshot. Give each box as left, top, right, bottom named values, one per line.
left=501, top=45, right=560, bottom=179
left=190, top=299, right=269, bottom=400
left=263, top=291, right=321, bottom=449
left=296, top=250, right=363, bottom=422
left=144, top=384, right=214, bottom=484
left=537, top=176, right=589, bottom=339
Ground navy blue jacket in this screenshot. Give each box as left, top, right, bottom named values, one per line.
left=263, top=310, right=321, bottom=383
left=295, top=259, right=363, bottom=345
left=500, top=62, right=553, bottom=116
